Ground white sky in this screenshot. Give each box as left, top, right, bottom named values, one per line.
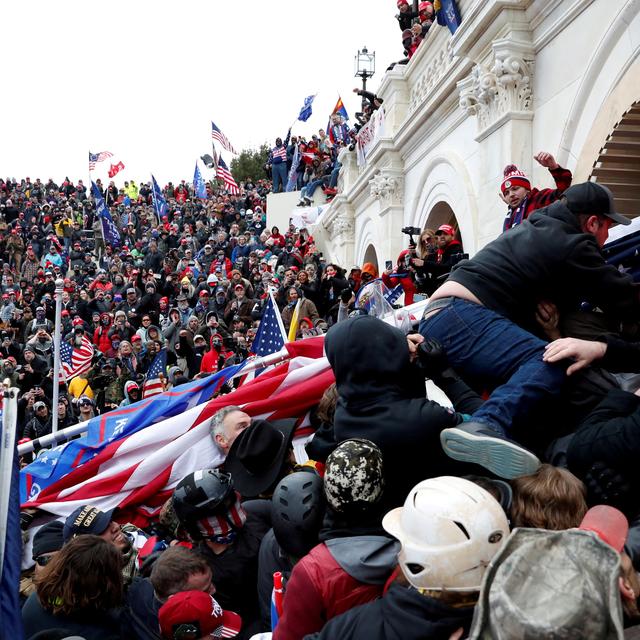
left=1, top=1, right=399, bottom=185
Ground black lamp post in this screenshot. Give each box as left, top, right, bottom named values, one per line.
left=354, top=46, right=376, bottom=110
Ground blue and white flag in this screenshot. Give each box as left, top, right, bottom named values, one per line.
left=298, top=94, right=316, bottom=122
left=0, top=422, right=24, bottom=639
left=193, top=163, right=208, bottom=199
left=20, top=364, right=245, bottom=503
left=286, top=144, right=300, bottom=192
left=91, top=181, right=120, bottom=247
left=151, top=174, right=168, bottom=219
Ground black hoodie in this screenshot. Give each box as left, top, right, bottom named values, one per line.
left=304, top=582, right=474, bottom=640
left=324, top=316, right=483, bottom=508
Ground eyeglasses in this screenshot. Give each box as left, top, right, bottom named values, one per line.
left=35, top=554, right=53, bottom=567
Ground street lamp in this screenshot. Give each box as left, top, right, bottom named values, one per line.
left=355, top=46, right=376, bottom=109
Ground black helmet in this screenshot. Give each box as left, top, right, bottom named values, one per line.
left=271, top=471, right=325, bottom=559
left=172, top=469, right=235, bottom=533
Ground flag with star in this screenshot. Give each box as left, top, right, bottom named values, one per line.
left=193, top=163, right=208, bottom=199
left=142, top=349, right=167, bottom=398
left=151, top=174, right=168, bottom=220
left=252, top=293, right=287, bottom=358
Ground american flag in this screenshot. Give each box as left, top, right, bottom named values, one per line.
left=88, top=150, right=113, bottom=171
left=216, top=157, right=240, bottom=195
left=253, top=293, right=287, bottom=357
left=143, top=349, right=167, bottom=398
left=60, top=335, right=94, bottom=382
left=22, top=338, right=331, bottom=527
left=211, top=121, right=237, bottom=155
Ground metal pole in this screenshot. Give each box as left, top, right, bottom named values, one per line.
left=361, top=74, right=367, bottom=111
left=0, top=382, right=18, bottom=571
left=51, top=278, right=64, bottom=434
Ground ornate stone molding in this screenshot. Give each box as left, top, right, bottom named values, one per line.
left=328, top=212, right=355, bottom=241
left=458, top=38, right=534, bottom=136
left=408, top=41, right=455, bottom=115
left=369, top=172, right=404, bottom=204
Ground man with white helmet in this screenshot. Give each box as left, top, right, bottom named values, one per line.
left=304, top=476, right=509, bottom=640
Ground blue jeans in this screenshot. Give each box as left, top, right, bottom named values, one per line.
left=272, top=163, right=287, bottom=193
left=419, top=298, right=565, bottom=435
left=302, top=178, right=327, bottom=199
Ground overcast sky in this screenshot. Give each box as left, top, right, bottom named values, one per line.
left=1, top=1, right=399, bottom=184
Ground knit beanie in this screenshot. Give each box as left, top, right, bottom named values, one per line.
left=501, top=164, right=531, bottom=194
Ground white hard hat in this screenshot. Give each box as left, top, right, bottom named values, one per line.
left=383, top=476, right=509, bottom=592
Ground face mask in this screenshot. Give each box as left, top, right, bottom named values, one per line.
left=38, top=337, right=47, bottom=344
left=194, top=495, right=246, bottom=543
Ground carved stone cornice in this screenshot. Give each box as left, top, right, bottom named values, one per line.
left=458, top=37, right=534, bottom=139
left=369, top=172, right=405, bottom=206
left=409, top=40, right=455, bottom=116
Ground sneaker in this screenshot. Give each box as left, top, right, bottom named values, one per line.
left=440, top=421, right=540, bottom=479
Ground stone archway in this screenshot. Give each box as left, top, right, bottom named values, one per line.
left=363, top=244, right=379, bottom=271
left=588, top=101, right=640, bottom=219
left=425, top=201, right=464, bottom=252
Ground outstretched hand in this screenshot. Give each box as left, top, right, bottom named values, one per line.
left=543, top=337, right=607, bottom=375
left=534, top=151, right=559, bottom=170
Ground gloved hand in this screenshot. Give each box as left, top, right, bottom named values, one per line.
left=583, top=461, right=632, bottom=513
left=417, top=337, right=452, bottom=380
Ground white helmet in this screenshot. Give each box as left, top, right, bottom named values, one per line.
left=382, top=476, right=509, bottom=591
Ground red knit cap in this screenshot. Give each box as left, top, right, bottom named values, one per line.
left=501, top=164, right=531, bottom=194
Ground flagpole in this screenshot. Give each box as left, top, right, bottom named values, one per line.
left=51, top=278, right=64, bottom=434
left=0, top=381, right=19, bottom=572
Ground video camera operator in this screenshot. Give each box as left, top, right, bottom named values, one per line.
left=407, top=224, right=468, bottom=296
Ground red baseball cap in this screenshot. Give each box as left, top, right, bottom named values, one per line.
left=158, top=591, right=242, bottom=639
left=435, top=224, right=456, bottom=236
left=199, top=290, right=209, bottom=297
left=579, top=505, right=629, bottom=553
left=131, top=335, right=142, bottom=343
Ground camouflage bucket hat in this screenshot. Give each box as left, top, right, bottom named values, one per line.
left=324, top=438, right=384, bottom=513
left=469, top=528, right=624, bottom=640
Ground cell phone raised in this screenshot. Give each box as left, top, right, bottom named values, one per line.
left=385, top=260, right=393, bottom=271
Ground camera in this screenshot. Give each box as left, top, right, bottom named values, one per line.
left=401, top=226, right=422, bottom=237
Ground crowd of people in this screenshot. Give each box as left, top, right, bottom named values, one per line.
left=11, top=141, right=640, bottom=640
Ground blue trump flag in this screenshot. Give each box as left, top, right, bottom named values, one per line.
left=436, top=0, right=462, bottom=34
left=20, top=363, right=246, bottom=503
left=91, top=181, right=120, bottom=247
left=151, top=174, right=168, bottom=219
left=298, top=95, right=316, bottom=122
left=193, top=163, right=208, bottom=199
left=0, top=423, right=24, bottom=639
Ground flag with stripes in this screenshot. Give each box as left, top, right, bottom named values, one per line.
left=211, top=121, right=237, bottom=155
left=19, top=364, right=247, bottom=504
left=89, top=150, right=113, bottom=171
left=151, top=174, right=168, bottom=219
left=21, top=339, right=331, bottom=526
left=216, top=157, right=240, bottom=195
left=60, top=335, right=94, bottom=382
left=142, top=349, right=167, bottom=398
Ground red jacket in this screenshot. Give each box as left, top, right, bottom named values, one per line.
left=274, top=542, right=387, bottom=640
left=382, top=250, right=417, bottom=305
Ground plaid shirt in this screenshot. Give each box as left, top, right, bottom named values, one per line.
left=503, top=166, right=573, bottom=232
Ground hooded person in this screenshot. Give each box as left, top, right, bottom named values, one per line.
left=120, top=380, right=141, bottom=407
left=306, top=476, right=510, bottom=640
left=318, top=315, right=484, bottom=508
left=273, top=440, right=400, bottom=640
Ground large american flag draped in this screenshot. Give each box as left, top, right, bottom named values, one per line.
left=88, top=150, right=113, bottom=171
left=211, top=121, right=237, bottom=155
left=23, top=339, right=331, bottom=526
left=142, top=349, right=167, bottom=398
left=60, top=335, right=94, bottom=382
left=216, top=157, right=240, bottom=195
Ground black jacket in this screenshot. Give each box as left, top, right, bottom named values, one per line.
left=304, top=582, right=474, bottom=640
left=447, top=201, right=640, bottom=331
left=22, top=592, right=120, bottom=640
left=324, top=316, right=483, bottom=508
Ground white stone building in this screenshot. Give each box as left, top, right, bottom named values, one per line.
left=310, top=0, right=640, bottom=270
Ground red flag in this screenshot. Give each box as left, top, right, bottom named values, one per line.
left=108, top=161, right=125, bottom=178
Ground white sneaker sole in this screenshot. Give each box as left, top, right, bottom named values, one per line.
left=440, top=427, right=540, bottom=479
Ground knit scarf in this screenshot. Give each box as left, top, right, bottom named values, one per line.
left=503, top=196, right=528, bottom=232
